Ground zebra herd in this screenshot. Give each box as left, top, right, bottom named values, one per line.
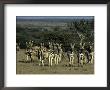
left=16, top=40, right=94, bottom=67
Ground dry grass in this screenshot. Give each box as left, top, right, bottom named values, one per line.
left=16, top=49, right=94, bottom=74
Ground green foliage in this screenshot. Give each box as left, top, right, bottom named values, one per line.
left=16, top=19, right=94, bottom=49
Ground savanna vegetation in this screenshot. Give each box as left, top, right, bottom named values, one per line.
left=16, top=19, right=94, bottom=52
left=16, top=17, right=94, bottom=74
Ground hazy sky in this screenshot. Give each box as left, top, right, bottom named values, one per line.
left=16, top=16, right=94, bottom=20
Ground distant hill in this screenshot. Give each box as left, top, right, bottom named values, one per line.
left=16, top=16, right=94, bottom=23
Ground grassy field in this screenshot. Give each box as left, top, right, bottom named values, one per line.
left=16, top=49, right=94, bottom=74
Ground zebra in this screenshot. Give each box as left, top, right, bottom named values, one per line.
left=69, top=52, right=74, bottom=66
left=48, top=51, right=54, bottom=66
left=25, top=48, right=34, bottom=62
left=79, top=52, right=85, bottom=66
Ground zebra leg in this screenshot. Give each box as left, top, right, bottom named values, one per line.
left=77, top=55, right=80, bottom=67
left=50, top=58, right=53, bottom=66
left=41, top=60, right=44, bottom=66
left=32, top=55, right=34, bottom=62
left=90, top=54, right=94, bottom=64
left=54, top=56, right=57, bottom=65
left=89, top=59, right=91, bottom=63
left=70, top=57, right=74, bottom=66
left=39, top=57, right=42, bottom=66
left=56, top=57, right=59, bottom=65
left=71, top=57, right=74, bottom=66
left=69, top=57, right=71, bottom=66
left=49, top=57, right=51, bottom=66
left=59, top=54, right=61, bottom=62
left=81, top=60, right=83, bottom=67
left=55, top=55, right=58, bottom=65
left=60, top=55, right=62, bottom=62
left=84, top=56, right=87, bottom=64
left=39, top=61, right=40, bottom=66
left=30, top=56, right=33, bottom=62
left=26, top=55, right=28, bottom=61
left=70, top=57, right=72, bottom=65
left=90, top=57, right=93, bottom=64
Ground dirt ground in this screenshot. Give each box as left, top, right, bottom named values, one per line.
left=16, top=49, right=94, bottom=74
